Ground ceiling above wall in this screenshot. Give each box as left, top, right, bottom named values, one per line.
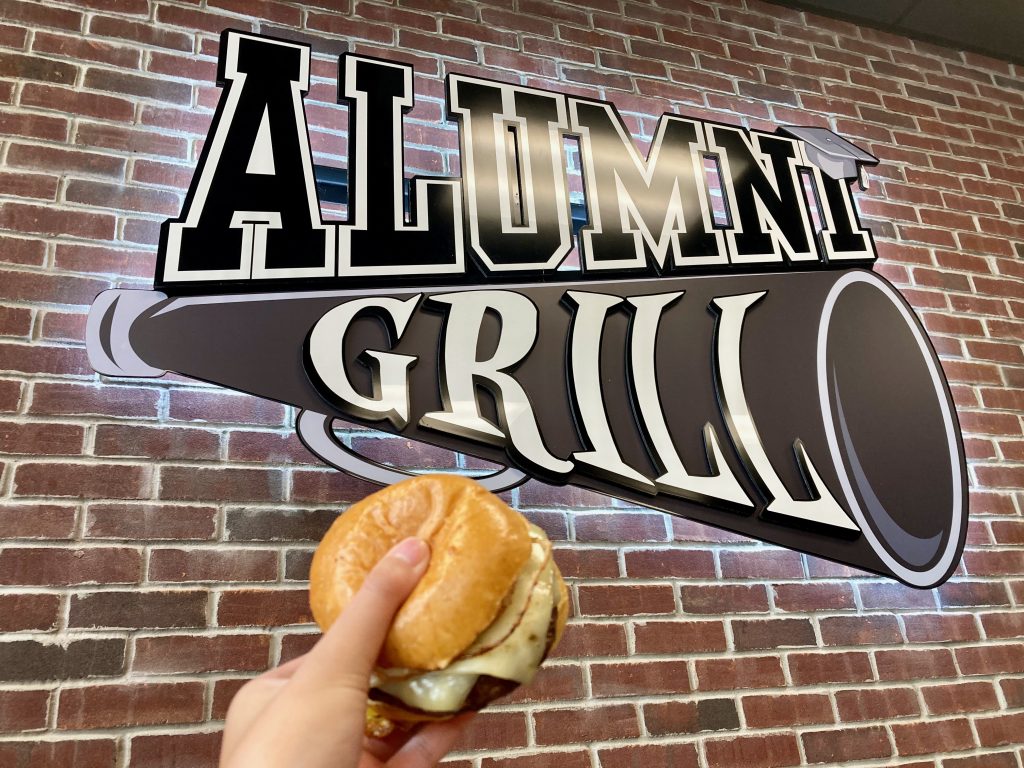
left=766, top=0, right=1024, bottom=66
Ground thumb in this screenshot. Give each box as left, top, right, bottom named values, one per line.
left=297, top=537, right=430, bottom=686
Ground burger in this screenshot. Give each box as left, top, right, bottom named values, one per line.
left=308, top=474, right=569, bottom=736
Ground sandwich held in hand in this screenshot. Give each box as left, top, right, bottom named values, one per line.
left=309, top=474, right=569, bottom=736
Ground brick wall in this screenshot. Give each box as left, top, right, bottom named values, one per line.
left=0, top=1, right=1022, bottom=767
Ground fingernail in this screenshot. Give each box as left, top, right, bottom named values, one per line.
left=391, top=537, right=429, bottom=567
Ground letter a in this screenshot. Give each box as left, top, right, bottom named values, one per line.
left=158, top=31, right=334, bottom=289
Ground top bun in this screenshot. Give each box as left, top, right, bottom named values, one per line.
left=309, top=474, right=532, bottom=671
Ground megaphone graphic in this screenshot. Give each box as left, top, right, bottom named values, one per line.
left=86, top=267, right=967, bottom=589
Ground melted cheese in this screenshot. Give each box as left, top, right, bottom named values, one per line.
left=462, top=531, right=549, bottom=657
left=375, top=670, right=478, bottom=713
left=372, top=527, right=557, bottom=713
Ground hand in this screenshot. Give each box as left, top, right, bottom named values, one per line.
left=220, top=537, right=473, bottom=768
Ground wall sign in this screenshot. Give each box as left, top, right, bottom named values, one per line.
left=87, top=30, right=968, bottom=588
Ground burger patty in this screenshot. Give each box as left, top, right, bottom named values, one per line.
left=369, top=605, right=560, bottom=716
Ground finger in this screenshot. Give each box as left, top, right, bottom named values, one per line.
left=294, top=536, right=430, bottom=688
left=220, top=676, right=289, bottom=760
left=388, top=714, right=474, bottom=768
left=262, top=654, right=306, bottom=680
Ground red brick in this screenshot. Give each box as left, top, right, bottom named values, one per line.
left=65, top=179, right=181, bottom=216
left=680, top=584, right=768, bottom=614
left=550, top=622, right=627, bottom=658
left=835, top=687, right=921, bottom=722
left=21, top=82, right=135, bottom=123
left=453, top=711, right=528, bottom=751
left=633, top=619, right=727, bottom=654
left=820, top=615, right=903, bottom=646
left=39, top=310, right=87, bottom=342
left=576, top=584, right=675, bottom=616
left=0, top=268, right=104, bottom=307
left=53, top=242, right=155, bottom=277
left=217, top=589, right=312, bottom=627
left=0, top=51, right=78, bottom=83
left=0, top=593, right=61, bottom=632
left=773, top=582, right=855, bottom=611
left=519, top=480, right=613, bottom=508
left=88, top=15, right=192, bottom=51
left=0, top=739, right=117, bottom=768
left=168, top=390, right=286, bottom=426
left=30, top=382, right=159, bottom=417
left=94, top=424, right=220, bottom=461
left=0, top=503, right=77, bottom=539
left=788, top=651, right=873, bottom=685
left=922, top=681, right=1000, bottom=716
left=957, top=643, right=1024, bottom=675
left=705, top=733, right=801, bottom=768
left=58, top=683, right=205, bottom=729
left=980, top=611, right=1024, bottom=639
left=1000, top=678, right=1024, bottom=707
left=0, top=379, right=22, bottom=411
left=0, top=170, right=59, bottom=200
left=671, top=518, right=750, bottom=543
left=622, top=548, right=714, bottom=578
left=719, top=549, right=804, bottom=579
left=591, top=660, right=690, bottom=697
left=943, top=753, right=1019, bottom=768
left=534, top=704, right=639, bottom=745
left=0, top=202, right=116, bottom=239
left=32, top=30, right=141, bottom=69
left=211, top=677, right=248, bottom=719
left=277, top=632, right=319, bottom=664
left=133, top=634, right=271, bottom=674
left=0, top=237, right=45, bottom=268
left=857, top=582, right=938, bottom=610
left=743, top=693, right=833, bottom=728
left=77, top=122, right=189, bottom=159
left=500, top=663, right=585, bottom=705
left=0, top=111, right=69, bottom=142
left=875, top=648, right=957, bottom=681
left=938, top=580, right=1012, bottom=607
left=129, top=731, right=222, bottom=768
left=574, top=513, right=667, bottom=542
left=483, top=752, right=592, bottom=768
left=0, top=546, right=141, bottom=585
left=14, top=462, right=151, bottom=500
left=149, top=548, right=278, bottom=583
left=552, top=548, right=619, bottom=578
left=290, top=469, right=381, bottom=504
left=523, top=510, right=569, bottom=541
left=84, top=504, right=217, bottom=540
left=0, top=421, right=83, bottom=456
left=802, top=726, right=891, bottom=764
left=892, top=718, right=975, bottom=756
left=695, top=656, right=785, bottom=691
left=347, top=435, right=458, bottom=470
left=0, top=689, right=50, bottom=733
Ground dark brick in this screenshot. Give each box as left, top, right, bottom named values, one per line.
left=0, top=639, right=126, bottom=681
left=225, top=507, right=338, bottom=541
left=732, top=618, right=816, bottom=650
left=645, top=698, right=739, bottom=736
left=69, top=590, right=208, bottom=629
